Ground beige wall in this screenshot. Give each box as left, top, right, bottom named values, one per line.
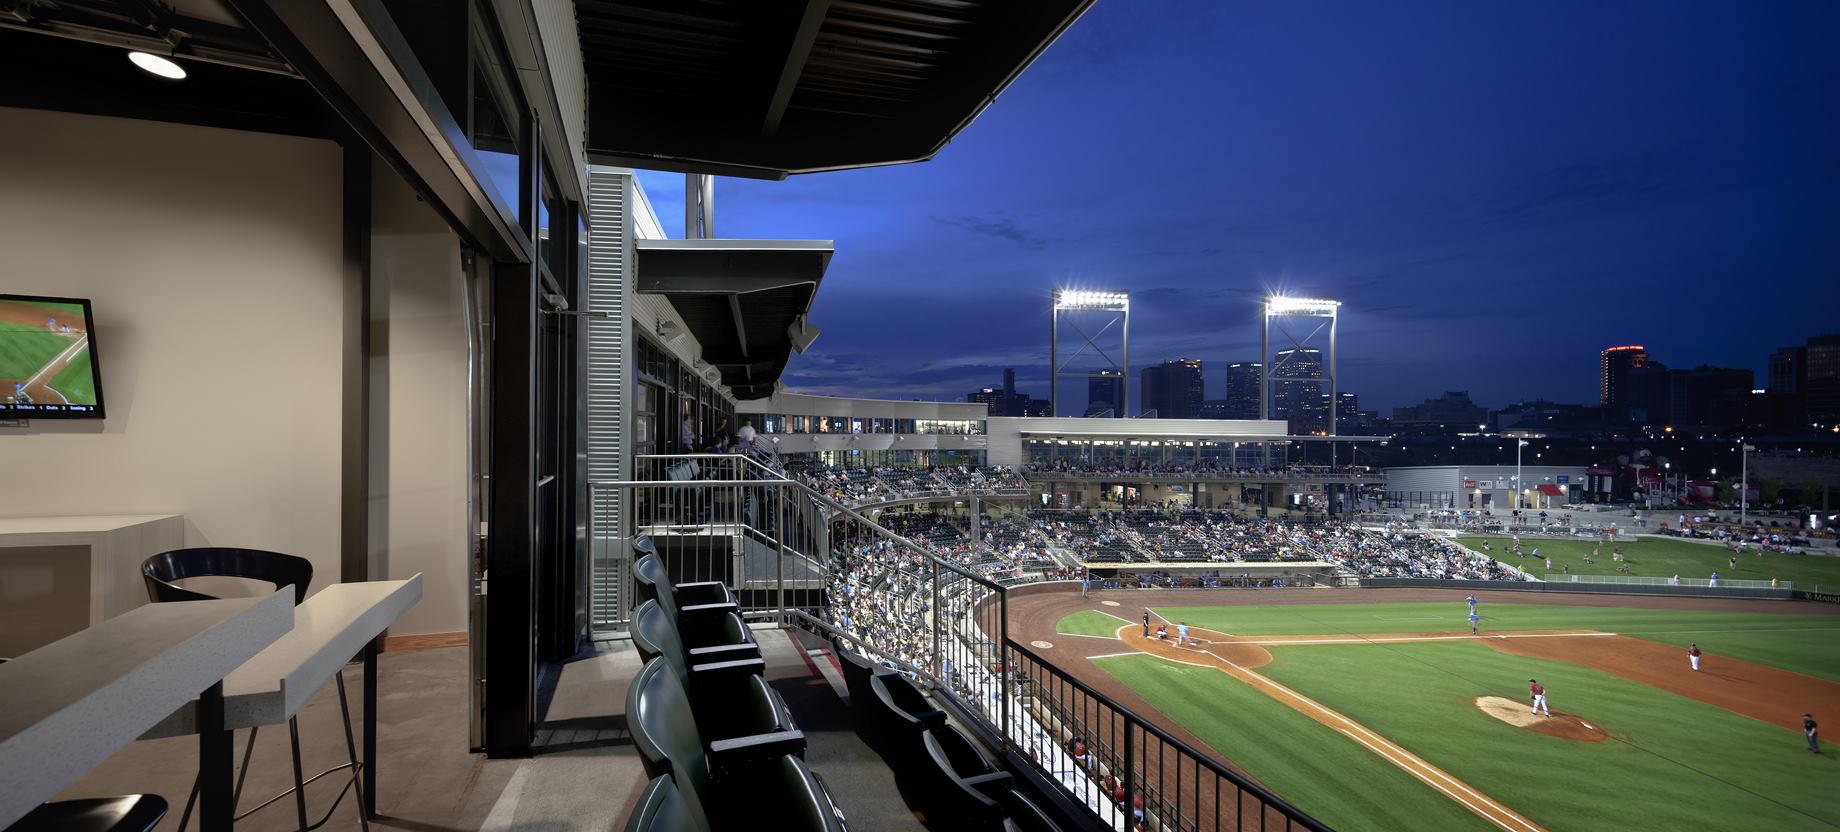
left=0, top=108, right=347, bottom=584
left=369, top=159, right=471, bottom=635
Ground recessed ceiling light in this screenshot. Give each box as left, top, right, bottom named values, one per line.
left=128, top=51, right=186, bottom=80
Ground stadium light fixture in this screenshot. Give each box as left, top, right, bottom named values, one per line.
left=1264, top=295, right=1340, bottom=316
left=1052, top=289, right=1129, bottom=310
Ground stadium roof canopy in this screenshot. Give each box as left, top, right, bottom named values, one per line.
left=577, top=0, right=1098, bottom=179
left=636, top=239, right=832, bottom=400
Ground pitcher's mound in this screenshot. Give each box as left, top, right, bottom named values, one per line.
left=1474, top=696, right=1607, bottom=742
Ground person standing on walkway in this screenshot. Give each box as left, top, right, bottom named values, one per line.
left=1142, top=610, right=1150, bottom=637
left=1806, top=714, right=1821, bottom=754
left=1530, top=679, right=1551, bottom=716
left=1689, top=643, right=1702, bottom=672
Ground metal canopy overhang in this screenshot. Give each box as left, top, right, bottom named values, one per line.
left=635, top=239, right=833, bottom=400
left=576, top=0, right=1099, bottom=180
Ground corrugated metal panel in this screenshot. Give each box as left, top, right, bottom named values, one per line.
left=533, top=0, right=589, bottom=197
left=586, top=167, right=627, bottom=626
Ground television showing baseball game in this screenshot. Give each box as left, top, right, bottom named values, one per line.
left=1, top=294, right=105, bottom=418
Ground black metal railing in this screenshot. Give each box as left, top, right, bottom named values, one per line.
left=592, top=454, right=1335, bottom=832
left=1006, top=641, right=1334, bottom=832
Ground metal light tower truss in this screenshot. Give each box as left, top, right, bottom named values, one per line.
left=1261, top=296, right=1340, bottom=460
left=1050, top=289, right=1129, bottom=417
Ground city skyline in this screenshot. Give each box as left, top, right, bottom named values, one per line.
left=636, top=1, right=1838, bottom=413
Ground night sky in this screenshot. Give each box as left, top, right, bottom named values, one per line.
left=635, top=1, right=1839, bottom=415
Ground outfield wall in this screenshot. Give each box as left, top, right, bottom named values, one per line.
left=1357, top=577, right=1794, bottom=600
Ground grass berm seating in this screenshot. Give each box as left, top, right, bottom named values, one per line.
left=624, top=657, right=843, bottom=831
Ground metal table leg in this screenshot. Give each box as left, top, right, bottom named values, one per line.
left=363, top=639, right=378, bottom=819
left=198, top=681, right=232, bottom=832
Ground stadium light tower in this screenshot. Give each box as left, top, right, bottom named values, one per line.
left=1050, top=289, right=1130, bottom=417
left=1261, top=295, right=1340, bottom=464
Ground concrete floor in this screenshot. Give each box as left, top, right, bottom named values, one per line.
left=52, top=630, right=924, bottom=831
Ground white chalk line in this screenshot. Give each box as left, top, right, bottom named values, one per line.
left=1232, top=632, right=1619, bottom=646
left=1195, top=646, right=1544, bottom=832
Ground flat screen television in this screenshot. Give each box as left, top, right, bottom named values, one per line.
left=1, top=294, right=105, bottom=418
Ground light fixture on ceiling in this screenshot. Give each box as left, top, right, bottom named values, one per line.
left=128, top=51, right=187, bottom=80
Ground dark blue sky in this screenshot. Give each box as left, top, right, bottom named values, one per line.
left=637, top=1, right=1839, bottom=414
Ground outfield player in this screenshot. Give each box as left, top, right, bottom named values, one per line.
left=1689, top=643, right=1702, bottom=672
left=1529, top=678, right=1550, bottom=716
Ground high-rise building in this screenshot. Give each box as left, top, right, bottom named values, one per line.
left=1600, top=345, right=1648, bottom=406
left=1769, top=346, right=1807, bottom=396
left=1668, top=366, right=1753, bottom=427
left=1271, top=348, right=1326, bottom=433
left=1391, top=391, right=1487, bottom=426
left=1140, top=358, right=1204, bottom=419
left=1332, top=392, right=1362, bottom=434
left=1087, top=369, right=1124, bottom=417
left=1806, top=334, right=1840, bottom=422
left=1224, top=361, right=1263, bottom=420
left=967, top=386, right=1004, bottom=412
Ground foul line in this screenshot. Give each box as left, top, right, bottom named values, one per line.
left=1054, top=631, right=1125, bottom=641
left=1091, top=609, right=1136, bottom=624
left=1231, top=632, right=1619, bottom=646
left=1197, top=646, right=1545, bottom=832
left=24, top=338, right=86, bottom=398
left=1085, top=651, right=1148, bottom=660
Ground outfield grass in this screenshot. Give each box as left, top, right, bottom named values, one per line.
left=1259, top=641, right=1839, bottom=831
left=1092, top=654, right=1493, bottom=832
left=1457, top=535, right=1840, bottom=588
left=1056, top=610, right=1128, bottom=637
left=0, top=323, right=69, bottom=379
left=47, top=347, right=95, bottom=405
left=1150, top=602, right=1840, bottom=681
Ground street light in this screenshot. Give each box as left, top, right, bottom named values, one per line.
left=1515, top=439, right=1529, bottom=511
left=1741, top=442, right=1756, bottom=527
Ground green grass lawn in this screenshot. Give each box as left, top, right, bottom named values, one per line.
left=1259, top=641, right=1839, bottom=831
left=1457, top=535, right=1840, bottom=588
left=47, top=346, right=95, bottom=405
left=0, top=323, right=69, bottom=379
left=1092, top=653, right=1494, bottom=832
left=1151, top=602, right=1840, bottom=681
left=1056, top=610, right=1128, bottom=637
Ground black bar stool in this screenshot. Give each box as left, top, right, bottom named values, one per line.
left=142, top=548, right=368, bottom=831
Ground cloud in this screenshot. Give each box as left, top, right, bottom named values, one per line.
left=930, top=215, right=1046, bottom=251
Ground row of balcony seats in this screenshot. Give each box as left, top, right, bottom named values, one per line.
left=624, top=538, right=848, bottom=832
left=832, top=642, right=1060, bottom=832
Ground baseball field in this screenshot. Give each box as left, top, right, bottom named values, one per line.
left=1457, top=534, right=1840, bottom=589
left=0, top=299, right=95, bottom=407
left=1013, top=587, right=1840, bottom=832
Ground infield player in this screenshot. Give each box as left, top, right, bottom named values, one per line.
left=1469, top=609, right=1480, bottom=634
left=1466, top=594, right=1477, bottom=614
left=1689, top=643, right=1702, bottom=672
left=1529, top=679, right=1550, bottom=716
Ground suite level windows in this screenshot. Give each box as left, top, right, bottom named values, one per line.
left=749, top=417, right=980, bottom=435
